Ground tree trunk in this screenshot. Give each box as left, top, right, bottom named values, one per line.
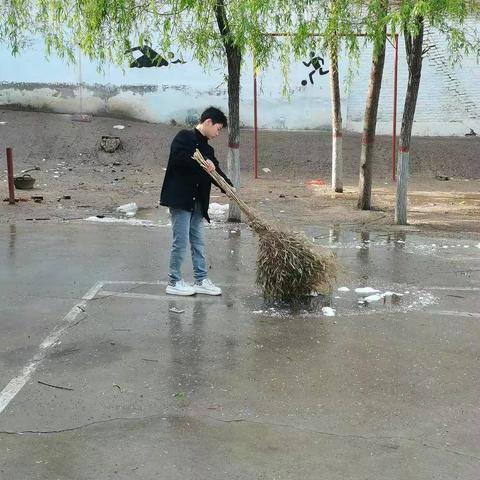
left=395, top=18, right=424, bottom=225
left=225, top=48, right=241, bottom=221
left=329, top=48, right=343, bottom=193
left=215, top=0, right=241, bottom=222
left=357, top=25, right=387, bottom=210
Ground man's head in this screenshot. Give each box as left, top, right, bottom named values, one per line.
left=197, top=107, right=228, bottom=139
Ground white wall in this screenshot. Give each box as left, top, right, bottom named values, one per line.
left=0, top=25, right=479, bottom=136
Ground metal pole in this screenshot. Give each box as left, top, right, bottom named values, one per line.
left=253, top=59, right=258, bottom=179
left=6, top=147, right=15, bottom=204
left=392, top=33, right=399, bottom=182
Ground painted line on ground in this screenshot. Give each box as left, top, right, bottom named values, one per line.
left=98, top=291, right=168, bottom=301
left=0, top=282, right=104, bottom=415
left=102, top=280, right=254, bottom=288
left=102, top=280, right=168, bottom=285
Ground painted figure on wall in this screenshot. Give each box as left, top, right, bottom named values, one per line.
left=126, top=45, right=186, bottom=68
left=301, top=51, right=329, bottom=86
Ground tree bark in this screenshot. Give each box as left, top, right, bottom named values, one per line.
left=357, top=25, right=387, bottom=210
left=395, top=18, right=424, bottom=225
left=329, top=48, right=343, bottom=193
left=215, top=0, right=241, bottom=222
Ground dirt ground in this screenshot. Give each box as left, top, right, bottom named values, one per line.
left=1, top=109, right=479, bottom=233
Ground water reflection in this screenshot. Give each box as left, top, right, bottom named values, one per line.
left=167, top=299, right=206, bottom=396
left=9, top=224, right=16, bottom=257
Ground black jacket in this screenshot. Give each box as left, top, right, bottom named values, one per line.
left=160, top=128, right=233, bottom=222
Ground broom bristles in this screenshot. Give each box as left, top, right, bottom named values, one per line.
left=192, top=150, right=337, bottom=301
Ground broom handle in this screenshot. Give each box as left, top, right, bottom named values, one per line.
left=192, top=150, right=260, bottom=223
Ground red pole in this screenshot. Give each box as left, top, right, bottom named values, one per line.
left=253, top=60, right=258, bottom=179
left=6, top=147, right=15, bottom=204
left=392, top=33, right=399, bottom=182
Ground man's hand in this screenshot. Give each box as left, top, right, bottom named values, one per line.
left=205, top=159, right=216, bottom=172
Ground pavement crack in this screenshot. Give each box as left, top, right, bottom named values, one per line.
left=0, top=417, right=135, bottom=435
left=202, top=415, right=480, bottom=462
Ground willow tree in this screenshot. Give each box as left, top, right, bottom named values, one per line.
left=0, top=0, right=32, bottom=54
left=323, top=0, right=363, bottom=194
left=5, top=0, right=263, bottom=222
left=392, top=0, right=480, bottom=224
left=357, top=0, right=389, bottom=210
left=247, top=0, right=363, bottom=193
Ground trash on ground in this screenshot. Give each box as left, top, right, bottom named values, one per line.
left=169, top=307, right=185, bottom=314
left=322, top=306, right=336, bottom=316
left=306, top=178, right=325, bottom=187
left=208, top=202, right=229, bottom=220
left=71, top=113, right=92, bottom=122
left=262, top=167, right=271, bottom=173
left=100, top=135, right=122, bottom=153
left=14, top=174, right=35, bottom=189
left=116, top=202, right=138, bottom=217
left=113, top=124, right=125, bottom=130
left=38, top=380, right=73, bottom=391
left=305, top=179, right=326, bottom=195
left=363, top=293, right=384, bottom=303
left=31, top=195, right=44, bottom=203
left=85, top=216, right=158, bottom=227
left=355, top=287, right=380, bottom=294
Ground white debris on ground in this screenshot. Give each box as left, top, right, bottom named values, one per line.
left=116, top=202, right=138, bottom=217
left=405, top=291, right=437, bottom=309
left=208, top=202, right=229, bottom=221
left=250, top=284, right=438, bottom=318
left=113, top=124, right=125, bottom=130
left=85, top=216, right=156, bottom=226
left=337, top=287, right=350, bottom=292
left=362, top=294, right=384, bottom=303
left=355, top=287, right=380, bottom=295
left=354, top=289, right=405, bottom=304
left=262, top=167, right=271, bottom=173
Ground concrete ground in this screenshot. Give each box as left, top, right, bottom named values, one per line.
left=1, top=219, right=479, bottom=479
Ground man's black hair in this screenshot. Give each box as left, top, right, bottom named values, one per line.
left=200, top=106, right=228, bottom=128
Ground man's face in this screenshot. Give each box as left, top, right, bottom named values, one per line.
left=203, top=119, right=224, bottom=139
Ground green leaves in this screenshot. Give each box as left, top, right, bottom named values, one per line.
left=1, top=0, right=478, bottom=88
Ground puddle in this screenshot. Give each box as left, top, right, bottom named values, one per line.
left=246, top=284, right=439, bottom=319
left=86, top=203, right=234, bottom=228
left=84, top=215, right=167, bottom=227
left=309, top=227, right=480, bottom=258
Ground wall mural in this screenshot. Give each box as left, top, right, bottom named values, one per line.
left=126, top=45, right=186, bottom=68
left=301, top=51, right=329, bottom=86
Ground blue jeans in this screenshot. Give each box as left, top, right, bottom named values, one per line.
left=168, top=201, right=208, bottom=284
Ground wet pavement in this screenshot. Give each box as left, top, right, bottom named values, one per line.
left=1, top=220, right=479, bottom=479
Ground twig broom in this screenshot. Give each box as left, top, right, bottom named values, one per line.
left=192, top=149, right=337, bottom=301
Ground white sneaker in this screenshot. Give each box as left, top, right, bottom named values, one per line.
left=166, top=279, right=196, bottom=296
left=193, top=278, right=222, bottom=296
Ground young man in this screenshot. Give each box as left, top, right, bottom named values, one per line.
left=160, top=106, right=234, bottom=296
